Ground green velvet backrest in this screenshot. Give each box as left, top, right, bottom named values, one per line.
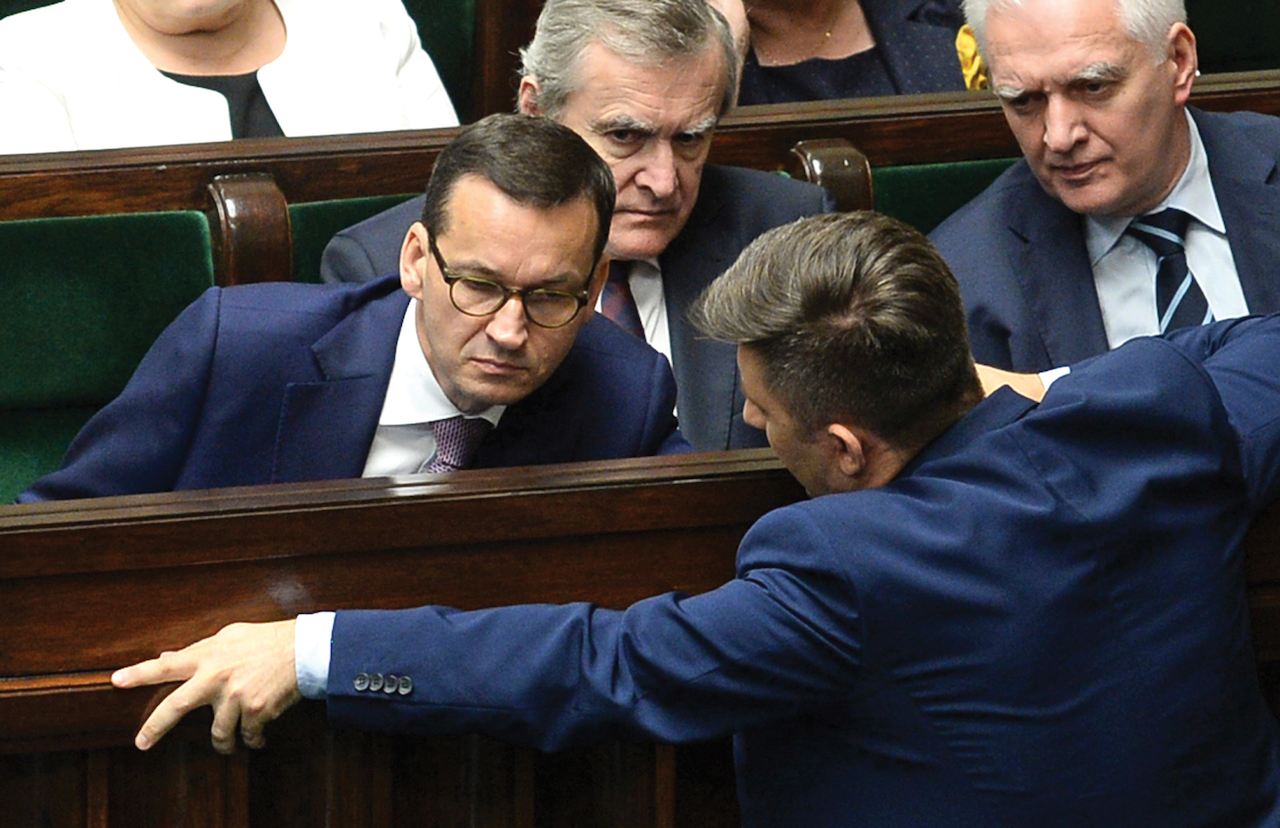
left=290, top=194, right=420, bottom=283
left=0, top=211, right=214, bottom=502
left=872, top=157, right=1019, bottom=235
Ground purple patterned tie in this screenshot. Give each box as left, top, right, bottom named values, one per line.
left=600, top=260, right=646, bottom=339
left=422, top=416, right=492, bottom=473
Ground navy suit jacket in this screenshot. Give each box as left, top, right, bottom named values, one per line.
left=324, top=316, right=1280, bottom=827
left=320, top=164, right=833, bottom=451
left=18, top=277, right=688, bottom=502
left=931, top=108, right=1280, bottom=371
left=738, top=0, right=966, bottom=105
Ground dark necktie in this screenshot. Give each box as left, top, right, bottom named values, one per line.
left=422, top=416, right=492, bottom=473
left=600, top=260, right=646, bottom=339
left=1125, top=208, right=1213, bottom=333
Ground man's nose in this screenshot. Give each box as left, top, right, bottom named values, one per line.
left=1043, top=95, right=1088, bottom=154
left=634, top=142, right=679, bottom=199
left=485, top=297, right=530, bottom=349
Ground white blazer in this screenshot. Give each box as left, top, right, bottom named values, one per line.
left=0, top=0, right=459, bottom=154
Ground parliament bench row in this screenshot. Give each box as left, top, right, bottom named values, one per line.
left=4, top=75, right=1279, bottom=502
left=0, top=132, right=880, bottom=503
left=2, top=450, right=1279, bottom=827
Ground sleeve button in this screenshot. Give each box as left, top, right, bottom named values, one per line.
left=368, top=673, right=384, bottom=692
left=397, top=676, right=414, bottom=695
left=353, top=673, right=370, bottom=692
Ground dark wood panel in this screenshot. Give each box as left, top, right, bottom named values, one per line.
left=0, top=452, right=799, bottom=828
left=2, top=71, right=1275, bottom=222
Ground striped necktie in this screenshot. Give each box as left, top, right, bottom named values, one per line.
left=421, top=416, right=492, bottom=474
left=1125, top=208, right=1213, bottom=333
left=600, top=260, right=646, bottom=339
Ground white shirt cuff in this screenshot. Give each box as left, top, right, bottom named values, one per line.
left=1039, top=366, right=1071, bottom=390
left=294, top=611, right=335, bottom=699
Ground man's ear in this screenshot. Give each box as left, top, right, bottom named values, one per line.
left=582, top=256, right=611, bottom=315
left=824, top=423, right=867, bottom=482
left=517, top=77, right=542, bottom=115
left=1168, top=22, right=1198, bottom=104
left=400, top=222, right=430, bottom=299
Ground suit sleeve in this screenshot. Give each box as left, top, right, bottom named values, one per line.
left=16, top=289, right=221, bottom=501
left=1169, top=315, right=1280, bottom=505
left=325, top=505, right=864, bottom=749
left=0, top=63, right=77, bottom=155
left=376, top=0, right=458, bottom=129
left=319, top=197, right=422, bottom=285
left=320, top=231, right=383, bottom=285
left=644, top=350, right=693, bottom=455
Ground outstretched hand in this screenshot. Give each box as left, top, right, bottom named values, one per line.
left=112, top=619, right=301, bottom=754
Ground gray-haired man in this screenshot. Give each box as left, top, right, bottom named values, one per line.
left=321, top=0, right=833, bottom=452
left=931, top=0, right=1280, bottom=373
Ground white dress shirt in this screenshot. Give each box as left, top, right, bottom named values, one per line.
left=301, top=300, right=504, bottom=698
left=1085, top=112, right=1247, bottom=349
left=361, top=301, right=503, bottom=477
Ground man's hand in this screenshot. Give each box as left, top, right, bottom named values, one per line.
left=976, top=364, right=1046, bottom=402
left=112, top=619, right=302, bottom=755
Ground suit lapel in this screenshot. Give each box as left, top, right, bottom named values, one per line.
left=1195, top=109, right=1280, bottom=317
left=471, top=359, right=577, bottom=468
left=272, top=287, right=407, bottom=483
left=659, top=168, right=740, bottom=451
left=1006, top=173, right=1110, bottom=368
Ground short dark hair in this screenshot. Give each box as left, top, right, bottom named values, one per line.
left=422, top=113, right=617, bottom=268
left=693, top=212, right=983, bottom=451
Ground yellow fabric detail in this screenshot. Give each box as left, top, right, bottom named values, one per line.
left=956, top=24, right=989, bottom=91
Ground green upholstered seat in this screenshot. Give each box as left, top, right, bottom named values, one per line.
left=0, top=211, right=214, bottom=502
left=872, top=157, right=1019, bottom=235
left=290, top=194, right=419, bottom=283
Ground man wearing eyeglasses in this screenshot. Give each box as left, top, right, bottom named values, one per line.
left=16, top=114, right=688, bottom=503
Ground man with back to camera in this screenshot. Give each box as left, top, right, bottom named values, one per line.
left=320, top=0, right=834, bottom=452
left=114, top=211, right=1280, bottom=827
left=17, top=114, right=688, bottom=502
left=930, top=0, right=1280, bottom=372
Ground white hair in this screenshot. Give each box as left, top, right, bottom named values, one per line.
left=963, top=0, right=1186, bottom=59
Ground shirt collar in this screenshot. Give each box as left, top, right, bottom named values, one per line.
left=1085, top=110, right=1224, bottom=266
left=377, top=300, right=504, bottom=427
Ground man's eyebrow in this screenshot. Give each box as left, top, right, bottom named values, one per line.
left=1074, top=62, right=1127, bottom=83
left=593, top=113, right=656, bottom=135
left=680, top=115, right=719, bottom=137
left=441, top=256, right=587, bottom=289
left=992, top=84, right=1028, bottom=102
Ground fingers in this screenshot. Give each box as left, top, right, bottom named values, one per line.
left=112, top=620, right=301, bottom=753
left=134, top=674, right=210, bottom=751
left=111, top=648, right=197, bottom=689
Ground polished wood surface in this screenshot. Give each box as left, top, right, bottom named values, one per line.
left=0, top=451, right=803, bottom=827
left=2, top=71, right=1275, bottom=223
left=3, top=449, right=1280, bottom=824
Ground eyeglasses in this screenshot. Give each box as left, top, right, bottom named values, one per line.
left=428, top=234, right=590, bottom=329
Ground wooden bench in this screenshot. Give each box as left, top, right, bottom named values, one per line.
left=3, top=450, right=1280, bottom=827
left=2, top=73, right=1277, bottom=497
left=0, top=451, right=803, bottom=828
left=0, top=121, right=870, bottom=499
